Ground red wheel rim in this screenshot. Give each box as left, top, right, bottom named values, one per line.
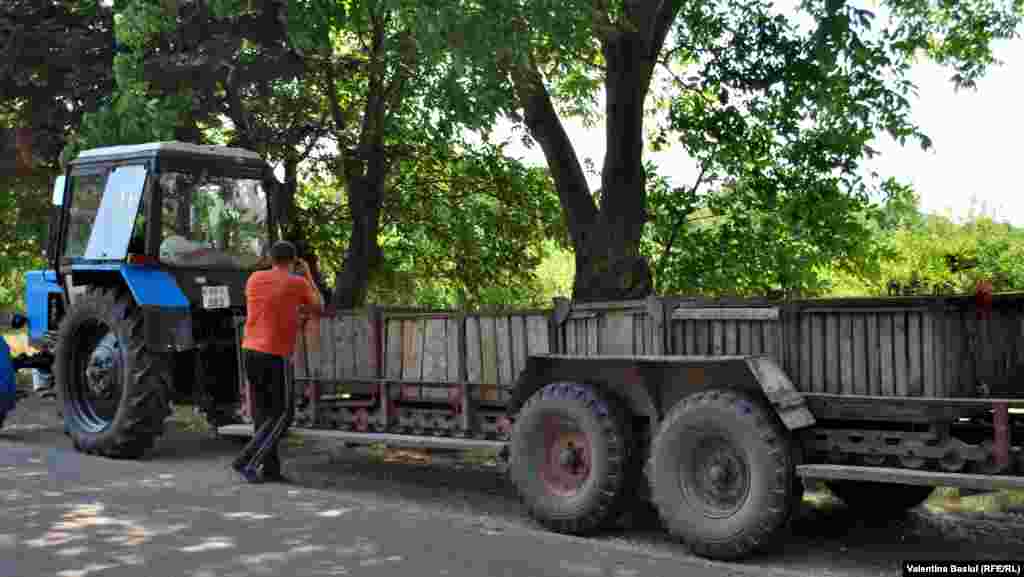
left=538, top=415, right=592, bottom=497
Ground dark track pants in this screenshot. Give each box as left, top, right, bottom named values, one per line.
left=241, top=349, right=290, bottom=474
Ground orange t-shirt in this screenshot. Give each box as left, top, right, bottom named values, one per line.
left=242, top=267, right=318, bottom=358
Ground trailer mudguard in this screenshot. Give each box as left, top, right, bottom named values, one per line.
left=744, top=357, right=816, bottom=430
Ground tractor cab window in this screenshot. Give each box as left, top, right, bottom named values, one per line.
left=158, top=171, right=268, bottom=269
left=63, top=172, right=108, bottom=259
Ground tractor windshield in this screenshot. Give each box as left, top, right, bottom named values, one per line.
left=158, top=172, right=269, bottom=270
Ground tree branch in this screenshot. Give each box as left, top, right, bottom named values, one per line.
left=656, top=161, right=708, bottom=286
left=507, top=53, right=598, bottom=241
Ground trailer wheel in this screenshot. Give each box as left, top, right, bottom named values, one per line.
left=648, top=389, right=794, bottom=561
left=827, top=481, right=933, bottom=515
left=509, top=382, right=630, bottom=535
left=54, top=288, right=171, bottom=458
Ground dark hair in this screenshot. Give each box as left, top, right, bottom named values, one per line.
left=270, top=240, right=297, bottom=264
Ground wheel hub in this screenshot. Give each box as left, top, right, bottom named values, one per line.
left=85, top=333, right=120, bottom=399
left=540, top=416, right=592, bottom=497
left=685, top=436, right=750, bottom=517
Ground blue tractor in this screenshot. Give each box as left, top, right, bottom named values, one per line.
left=5, top=141, right=281, bottom=458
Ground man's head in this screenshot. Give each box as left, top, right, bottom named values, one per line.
left=270, top=240, right=297, bottom=266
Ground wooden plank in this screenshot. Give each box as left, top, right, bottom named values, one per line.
left=496, top=315, right=513, bottom=386
left=321, top=317, right=335, bottom=384
left=385, top=318, right=403, bottom=380
left=963, top=307, right=977, bottom=396
left=839, top=314, right=854, bottom=395
left=866, top=314, right=879, bottom=395
left=466, top=316, right=482, bottom=383
left=762, top=320, right=777, bottom=359
left=348, top=316, right=362, bottom=379
left=893, top=312, right=908, bottom=396
left=711, top=320, right=725, bottom=355
left=634, top=314, right=647, bottom=355
left=511, top=315, right=527, bottom=380
left=481, top=316, right=499, bottom=385
left=422, top=318, right=448, bottom=382
left=724, top=319, right=738, bottom=355
left=853, top=314, right=867, bottom=395
left=401, top=319, right=418, bottom=381
left=737, top=321, right=749, bottom=355
left=942, top=308, right=955, bottom=397
left=447, top=317, right=462, bottom=384
left=526, top=315, right=549, bottom=355
left=672, top=307, right=779, bottom=320
left=879, top=313, right=894, bottom=396
left=810, top=314, right=824, bottom=393
left=825, top=314, right=840, bottom=394
left=604, top=312, right=633, bottom=356
left=907, top=311, right=922, bottom=396
left=566, top=317, right=577, bottom=355
left=586, top=315, right=599, bottom=356
left=694, top=320, right=708, bottom=355
left=799, top=313, right=812, bottom=392
left=922, top=311, right=935, bottom=397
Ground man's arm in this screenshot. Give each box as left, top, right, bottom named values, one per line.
left=294, top=259, right=325, bottom=317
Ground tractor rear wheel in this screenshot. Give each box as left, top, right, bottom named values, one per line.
left=54, top=288, right=171, bottom=458
left=508, top=382, right=631, bottom=535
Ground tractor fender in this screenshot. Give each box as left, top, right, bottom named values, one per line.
left=744, top=356, right=815, bottom=430
left=68, top=264, right=194, bottom=351
left=119, top=265, right=194, bottom=352
left=117, top=265, right=190, bottom=309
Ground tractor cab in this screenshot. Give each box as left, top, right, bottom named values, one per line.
left=22, top=142, right=280, bottom=458
left=32, top=142, right=279, bottom=351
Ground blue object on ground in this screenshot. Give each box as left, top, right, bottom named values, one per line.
left=0, top=337, right=16, bottom=425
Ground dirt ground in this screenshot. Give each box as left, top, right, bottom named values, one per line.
left=4, top=394, right=1024, bottom=577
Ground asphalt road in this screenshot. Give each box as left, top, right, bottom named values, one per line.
left=0, top=437, right=796, bottom=577
left=4, top=396, right=1024, bottom=577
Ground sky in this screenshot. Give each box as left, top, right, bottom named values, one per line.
left=493, top=30, right=1024, bottom=226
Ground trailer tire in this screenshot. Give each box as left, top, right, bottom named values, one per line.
left=54, top=288, right=171, bottom=459
left=509, top=382, right=630, bottom=535
left=827, top=481, right=933, bottom=515
left=648, top=389, right=795, bottom=561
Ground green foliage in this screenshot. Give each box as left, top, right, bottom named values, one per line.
left=643, top=0, right=1021, bottom=298
left=826, top=203, right=1024, bottom=297
left=296, top=140, right=567, bottom=310
left=0, top=172, right=52, bottom=310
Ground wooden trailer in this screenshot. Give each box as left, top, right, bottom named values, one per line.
left=220, top=293, right=1024, bottom=561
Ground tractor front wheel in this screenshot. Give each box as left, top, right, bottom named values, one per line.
left=54, top=288, right=171, bottom=458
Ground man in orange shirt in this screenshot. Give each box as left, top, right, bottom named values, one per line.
left=233, top=240, right=322, bottom=482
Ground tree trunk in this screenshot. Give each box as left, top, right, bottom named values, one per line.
left=331, top=159, right=385, bottom=309
left=573, top=31, right=655, bottom=301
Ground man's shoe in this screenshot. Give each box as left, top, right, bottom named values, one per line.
left=230, top=461, right=263, bottom=484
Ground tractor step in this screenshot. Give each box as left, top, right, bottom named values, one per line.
left=217, top=424, right=507, bottom=452
left=798, top=464, right=1024, bottom=491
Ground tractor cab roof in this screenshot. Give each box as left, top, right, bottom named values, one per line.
left=69, top=141, right=270, bottom=178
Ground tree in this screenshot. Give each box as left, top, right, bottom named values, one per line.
left=455, top=0, right=1022, bottom=300
left=0, top=0, right=115, bottom=168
